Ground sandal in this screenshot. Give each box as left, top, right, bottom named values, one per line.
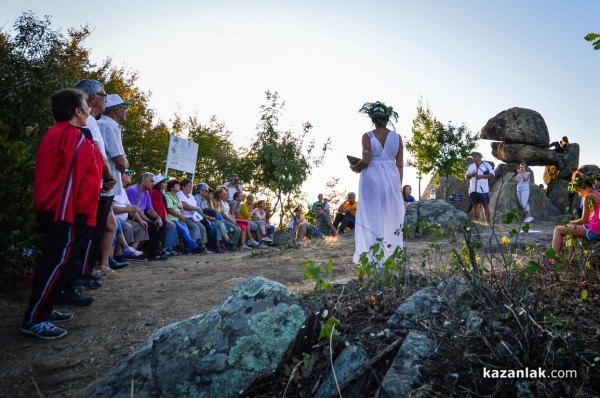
left=99, top=265, right=114, bottom=275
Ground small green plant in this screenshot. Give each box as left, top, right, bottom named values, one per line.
left=319, top=315, right=340, bottom=340
left=300, top=260, right=333, bottom=290
left=354, top=239, right=408, bottom=288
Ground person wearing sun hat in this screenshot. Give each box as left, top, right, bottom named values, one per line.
left=148, top=174, right=178, bottom=257
left=465, top=151, right=495, bottom=223
left=90, top=93, right=134, bottom=278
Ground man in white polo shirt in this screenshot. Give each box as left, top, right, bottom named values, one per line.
left=465, top=151, right=495, bottom=223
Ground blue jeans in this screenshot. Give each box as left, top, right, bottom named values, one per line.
left=174, top=220, right=199, bottom=252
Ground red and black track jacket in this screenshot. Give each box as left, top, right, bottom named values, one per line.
left=34, top=121, right=103, bottom=226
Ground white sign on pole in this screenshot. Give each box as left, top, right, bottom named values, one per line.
left=165, top=135, right=199, bottom=174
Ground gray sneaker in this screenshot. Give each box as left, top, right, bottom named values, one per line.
left=50, top=310, right=73, bottom=323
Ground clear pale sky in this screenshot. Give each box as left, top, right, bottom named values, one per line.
left=3, top=1, right=599, bottom=202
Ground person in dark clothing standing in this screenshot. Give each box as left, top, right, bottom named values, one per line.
left=21, top=89, right=103, bottom=340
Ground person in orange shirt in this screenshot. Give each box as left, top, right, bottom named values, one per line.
left=333, top=192, right=357, bottom=234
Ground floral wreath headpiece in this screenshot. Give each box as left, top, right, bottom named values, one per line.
left=358, top=101, right=399, bottom=129
left=568, top=172, right=599, bottom=192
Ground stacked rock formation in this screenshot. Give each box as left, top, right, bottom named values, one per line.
left=481, top=107, right=578, bottom=214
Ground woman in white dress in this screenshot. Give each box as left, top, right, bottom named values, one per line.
left=350, top=101, right=405, bottom=265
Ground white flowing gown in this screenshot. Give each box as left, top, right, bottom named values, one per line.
left=353, top=130, right=405, bottom=264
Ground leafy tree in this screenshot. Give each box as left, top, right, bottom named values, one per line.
left=584, top=33, right=600, bottom=50
left=0, top=12, right=159, bottom=291
left=243, top=91, right=330, bottom=227
left=405, top=101, right=478, bottom=199
left=186, top=115, right=240, bottom=188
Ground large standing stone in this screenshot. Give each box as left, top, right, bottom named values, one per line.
left=561, top=143, right=580, bottom=171
left=546, top=179, right=574, bottom=214
left=481, top=107, right=550, bottom=146
left=81, top=277, right=309, bottom=398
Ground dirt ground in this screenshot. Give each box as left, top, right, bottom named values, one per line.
left=1, top=222, right=599, bottom=397
left=0, top=235, right=362, bottom=397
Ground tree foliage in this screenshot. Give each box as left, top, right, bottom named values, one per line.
left=584, top=33, right=600, bottom=50
left=244, top=91, right=330, bottom=227
left=405, top=101, right=478, bottom=199
left=0, top=12, right=159, bottom=292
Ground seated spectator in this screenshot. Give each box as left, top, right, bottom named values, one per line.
left=205, top=186, right=234, bottom=252
left=238, top=194, right=266, bottom=247
left=197, top=183, right=231, bottom=253
left=215, top=186, right=242, bottom=249
left=230, top=191, right=258, bottom=250
left=178, top=179, right=209, bottom=252
left=148, top=174, right=179, bottom=257
left=551, top=171, right=600, bottom=258
left=252, top=200, right=275, bottom=243
left=322, top=198, right=331, bottom=216
left=194, top=182, right=219, bottom=252
left=333, top=192, right=357, bottom=234
left=112, top=173, right=148, bottom=263
left=310, top=193, right=323, bottom=214
left=164, top=180, right=205, bottom=254
left=549, top=136, right=569, bottom=153
left=126, top=172, right=168, bottom=261
left=296, top=204, right=338, bottom=242
left=402, top=185, right=416, bottom=204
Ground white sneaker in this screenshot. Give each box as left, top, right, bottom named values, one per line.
left=524, top=216, right=534, bottom=223
left=262, top=237, right=273, bottom=243
left=124, top=247, right=144, bottom=256
left=247, top=239, right=259, bottom=247
left=257, top=243, right=268, bottom=249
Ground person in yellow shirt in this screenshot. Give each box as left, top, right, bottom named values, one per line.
left=238, top=195, right=267, bottom=247
left=333, top=192, right=357, bottom=234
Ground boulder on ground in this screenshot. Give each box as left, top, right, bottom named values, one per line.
left=404, top=200, right=467, bottom=239
left=82, top=277, right=309, bottom=398
left=480, top=107, right=549, bottom=146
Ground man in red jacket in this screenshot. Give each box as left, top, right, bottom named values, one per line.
left=21, top=89, right=103, bottom=340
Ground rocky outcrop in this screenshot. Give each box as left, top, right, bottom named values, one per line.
left=404, top=200, right=468, bottom=239
left=481, top=107, right=584, bottom=218
left=422, top=161, right=495, bottom=213
left=480, top=107, right=549, bottom=146
left=546, top=179, right=574, bottom=214
left=82, top=277, right=309, bottom=398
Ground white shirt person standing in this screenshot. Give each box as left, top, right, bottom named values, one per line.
left=465, top=152, right=495, bottom=223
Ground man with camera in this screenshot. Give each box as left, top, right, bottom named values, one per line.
left=465, top=152, right=494, bottom=223
left=225, top=173, right=243, bottom=201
